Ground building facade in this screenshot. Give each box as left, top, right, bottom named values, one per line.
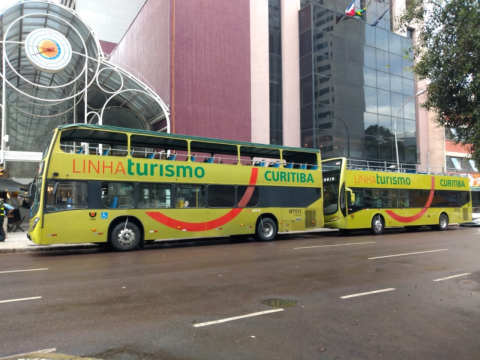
left=110, top=0, right=421, bottom=167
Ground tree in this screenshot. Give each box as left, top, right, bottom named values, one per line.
left=397, top=0, right=480, bottom=166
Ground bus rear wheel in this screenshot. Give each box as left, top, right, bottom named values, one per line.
left=110, top=222, right=141, bottom=251
left=370, top=215, right=384, bottom=235
left=434, top=213, right=449, bottom=231
left=255, top=217, right=277, bottom=242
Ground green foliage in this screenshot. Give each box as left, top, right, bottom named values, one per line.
left=397, top=0, right=480, bottom=166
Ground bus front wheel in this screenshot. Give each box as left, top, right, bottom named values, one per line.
left=434, top=213, right=449, bottom=231
left=370, top=215, right=384, bottom=235
left=255, top=217, right=277, bottom=242
left=110, top=222, right=141, bottom=251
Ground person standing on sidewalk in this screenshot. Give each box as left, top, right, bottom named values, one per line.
left=0, top=200, right=5, bottom=242
left=0, top=198, right=14, bottom=239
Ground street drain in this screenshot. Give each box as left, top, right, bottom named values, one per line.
left=262, top=299, right=297, bottom=308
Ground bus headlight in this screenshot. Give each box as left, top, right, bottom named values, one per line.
left=31, top=217, right=40, bottom=231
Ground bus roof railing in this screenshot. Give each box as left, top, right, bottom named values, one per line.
left=333, top=158, right=469, bottom=178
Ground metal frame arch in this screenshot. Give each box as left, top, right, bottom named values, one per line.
left=99, top=89, right=170, bottom=133
left=2, top=13, right=94, bottom=93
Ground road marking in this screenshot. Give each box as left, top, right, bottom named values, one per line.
left=0, top=296, right=42, bottom=304
left=368, top=249, right=448, bottom=260
left=294, top=242, right=375, bottom=250
left=341, top=288, right=395, bottom=299
left=433, top=273, right=472, bottom=282
left=0, top=268, right=48, bottom=274
left=193, top=309, right=284, bottom=328
left=0, top=348, right=56, bottom=359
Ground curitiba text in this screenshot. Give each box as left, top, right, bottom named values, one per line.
left=264, top=170, right=314, bottom=183
left=440, top=179, right=466, bottom=188
left=72, top=159, right=205, bottom=178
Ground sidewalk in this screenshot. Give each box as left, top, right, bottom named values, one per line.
left=0, top=231, right=98, bottom=254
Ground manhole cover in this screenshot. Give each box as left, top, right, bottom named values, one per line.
left=262, top=299, right=297, bottom=308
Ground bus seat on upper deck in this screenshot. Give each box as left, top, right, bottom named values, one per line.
left=167, top=154, right=177, bottom=161
left=204, top=157, right=214, bottom=163
left=102, top=149, right=110, bottom=156
left=146, top=153, right=155, bottom=159
left=285, top=163, right=293, bottom=169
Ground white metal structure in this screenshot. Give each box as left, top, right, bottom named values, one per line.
left=0, top=0, right=170, bottom=178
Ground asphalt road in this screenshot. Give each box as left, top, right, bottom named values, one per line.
left=1, top=226, right=479, bottom=360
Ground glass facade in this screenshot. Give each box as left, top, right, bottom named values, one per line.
left=299, top=1, right=417, bottom=163
left=269, top=0, right=283, bottom=145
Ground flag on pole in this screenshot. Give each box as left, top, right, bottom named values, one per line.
left=355, top=0, right=372, bottom=16
left=371, top=7, right=390, bottom=26
left=345, top=0, right=355, bottom=16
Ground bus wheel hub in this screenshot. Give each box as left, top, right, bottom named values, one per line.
left=262, top=223, right=274, bottom=237
left=118, top=229, right=135, bottom=246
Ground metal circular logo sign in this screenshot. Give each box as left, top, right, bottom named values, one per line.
left=25, top=28, right=72, bottom=73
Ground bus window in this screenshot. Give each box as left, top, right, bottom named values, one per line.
left=191, top=141, right=238, bottom=164
left=398, top=189, right=409, bottom=207
left=208, top=185, right=235, bottom=207
left=46, top=180, right=88, bottom=212
left=283, top=150, right=318, bottom=169
left=365, top=189, right=382, bottom=208
left=138, top=183, right=171, bottom=208
left=350, top=188, right=365, bottom=213
left=176, top=185, right=205, bottom=208
left=60, top=130, right=128, bottom=156
left=130, top=135, right=188, bottom=160
left=101, top=182, right=134, bottom=209
left=237, top=186, right=259, bottom=207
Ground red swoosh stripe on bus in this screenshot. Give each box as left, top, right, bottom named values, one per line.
left=385, top=176, right=435, bottom=223
left=146, top=168, right=258, bottom=231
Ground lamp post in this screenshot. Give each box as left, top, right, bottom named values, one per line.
left=327, top=115, right=350, bottom=159
left=394, top=88, right=427, bottom=169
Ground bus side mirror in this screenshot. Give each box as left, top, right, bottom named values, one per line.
left=52, top=182, right=59, bottom=196
left=346, top=187, right=355, bottom=205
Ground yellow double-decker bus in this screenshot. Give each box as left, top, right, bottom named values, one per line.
left=28, top=124, right=323, bottom=251
left=322, top=157, right=472, bottom=234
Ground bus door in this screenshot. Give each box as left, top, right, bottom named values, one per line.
left=339, top=183, right=347, bottom=220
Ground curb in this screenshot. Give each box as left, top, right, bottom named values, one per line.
left=0, top=244, right=99, bottom=254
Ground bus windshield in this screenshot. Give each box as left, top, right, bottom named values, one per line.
left=30, top=177, right=42, bottom=217
left=322, top=159, right=343, bottom=215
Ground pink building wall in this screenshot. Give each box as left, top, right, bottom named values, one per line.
left=110, top=0, right=171, bottom=106
left=99, top=40, right=117, bottom=55
left=110, top=0, right=251, bottom=141
left=173, top=0, right=251, bottom=140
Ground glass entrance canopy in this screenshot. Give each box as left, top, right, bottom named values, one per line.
left=0, top=0, right=170, bottom=178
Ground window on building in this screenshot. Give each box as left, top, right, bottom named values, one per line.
left=406, top=28, right=414, bottom=39
left=469, top=160, right=478, bottom=172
